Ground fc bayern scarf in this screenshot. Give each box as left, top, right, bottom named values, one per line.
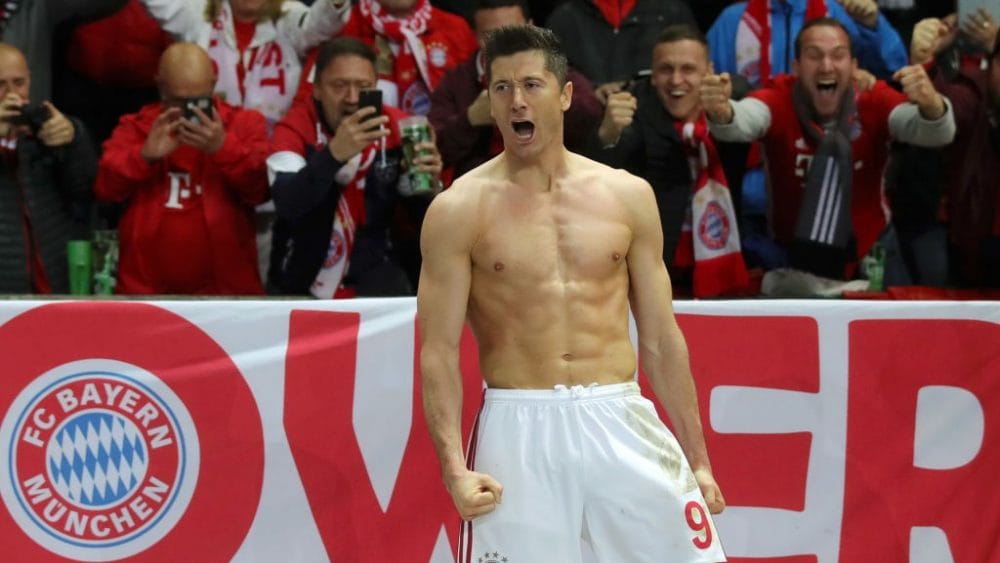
left=672, top=115, right=749, bottom=297
left=357, top=0, right=433, bottom=103
left=310, top=123, right=381, bottom=299
left=736, top=0, right=827, bottom=87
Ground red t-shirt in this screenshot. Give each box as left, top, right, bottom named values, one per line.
left=145, top=144, right=212, bottom=293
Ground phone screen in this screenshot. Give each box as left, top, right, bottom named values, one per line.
left=184, top=96, right=214, bottom=123
left=359, top=89, right=383, bottom=117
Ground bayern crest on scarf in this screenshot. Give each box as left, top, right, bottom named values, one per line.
left=673, top=116, right=749, bottom=297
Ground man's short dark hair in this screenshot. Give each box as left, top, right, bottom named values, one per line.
left=473, top=0, right=530, bottom=20
left=314, top=37, right=377, bottom=78
left=655, top=24, right=709, bottom=50
left=794, top=17, right=853, bottom=60
left=483, top=24, right=568, bottom=85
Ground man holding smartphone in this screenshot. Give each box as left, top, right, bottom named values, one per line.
left=267, top=37, right=444, bottom=298
left=96, top=42, right=270, bottom=295
left=0, top=42, right=97, bottom=294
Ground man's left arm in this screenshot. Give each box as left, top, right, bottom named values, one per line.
left=623, top=174, right=724, bottom=514
left=887, top=65, right=957, bottom=147
left=832, top=0, right=908, bottom=78
left=209, top=109, right=270, bottom=206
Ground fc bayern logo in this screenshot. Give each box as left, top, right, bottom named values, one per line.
left=324, top=231, right=347, bottom=268
left=698, top=201, right=731, bottom=251
left=0, top=359, right=199, bottom=561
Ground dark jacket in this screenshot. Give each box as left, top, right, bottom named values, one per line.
left=268, top=101, right=418, bottom=296
left=0, top=117, right=97, bottom=293
left=546, top=0, right=696, bottom=85
left=429, top=53, right=603, bottom=179
left=589, top=79, right=748, bottom=268
left=933, top=60, right=1000, bottom=286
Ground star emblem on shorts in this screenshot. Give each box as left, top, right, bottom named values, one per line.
left=478, top=552, right=508, bottom=562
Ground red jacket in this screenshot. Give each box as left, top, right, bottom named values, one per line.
left=96, top=101, right=269, bottom=295
left=66, top=0, right=173, bottom=88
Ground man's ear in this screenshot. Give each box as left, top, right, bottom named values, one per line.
left=561, top=80, right=573, bottom=111
left=792, top=58, right=800, bottom=76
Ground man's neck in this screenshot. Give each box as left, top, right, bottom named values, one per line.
left=503, top=146, right=570, bottom=192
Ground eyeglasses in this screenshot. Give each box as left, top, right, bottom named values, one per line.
left=321, top=79, right=376, bottom=94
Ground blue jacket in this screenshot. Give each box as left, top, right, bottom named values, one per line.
left=707, top=0, right=907, bottom=84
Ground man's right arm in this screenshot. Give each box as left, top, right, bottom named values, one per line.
left=707, top=97, right=772, bottom=142
left=418, top=185, right=502, bottom=520
left=701, top=71, right=772, bottom=142
left=95, top=113, right=157, bottom=203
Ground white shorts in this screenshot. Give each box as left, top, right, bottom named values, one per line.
left=459, top=382, right=726, bottom=563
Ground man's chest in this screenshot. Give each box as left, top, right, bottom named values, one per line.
left=471, top=195, right=632, bottom=282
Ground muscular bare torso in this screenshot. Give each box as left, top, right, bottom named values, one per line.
left=462, top=153, right=639, bottom=389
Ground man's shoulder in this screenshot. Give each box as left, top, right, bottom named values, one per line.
left=710, top=2, right=749, bottom=29
left=567, top=153, right=650, bottom=192
left=860, top=80, right=907, bottom=106
left=114, top=103, right=161, bottom=132
left=221, top=102, right=267, bottom=127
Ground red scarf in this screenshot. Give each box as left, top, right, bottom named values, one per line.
left=672, top=115, right=749, bottom=297
left=591, top=0, right=637, bottom=30
left=738, top=0, right=827, bottom=87
left=357, top=0, right=434, bottom=104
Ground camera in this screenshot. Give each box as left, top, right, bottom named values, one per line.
left=10, top=103, right=50, bottom=133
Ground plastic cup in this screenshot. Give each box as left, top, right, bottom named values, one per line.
left=398, top=115, right=436, bottom=196
left=66, top=240, right=92, bottom=295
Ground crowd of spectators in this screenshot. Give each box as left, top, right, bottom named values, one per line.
left=3, top=0, right=995, bottom=298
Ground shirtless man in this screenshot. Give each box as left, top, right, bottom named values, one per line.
left=418, top=25, right=725, bottom=562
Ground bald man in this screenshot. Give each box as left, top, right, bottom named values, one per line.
left=96, top=43, right=270, bottom=295
left=0, top=43, right=96, bottom=294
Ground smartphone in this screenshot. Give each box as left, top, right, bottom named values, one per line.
left=359, top=89, right=382, bottom=117
left=184, top=96, right=214, bottom=124
left=958, top=0, right=1000, bottom=28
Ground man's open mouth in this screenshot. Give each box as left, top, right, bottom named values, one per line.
left=669, top=89, right=687, bottom=99
left=817, top=80, right=837, bottom=95
left=512, top=120, right=535, bottom=141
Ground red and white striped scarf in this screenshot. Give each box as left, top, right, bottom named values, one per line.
left=736, top=0, right=827, bottom=87
left=673, top=115, right=749, bottom=297
left=310, top=122, right=379, bottom=299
